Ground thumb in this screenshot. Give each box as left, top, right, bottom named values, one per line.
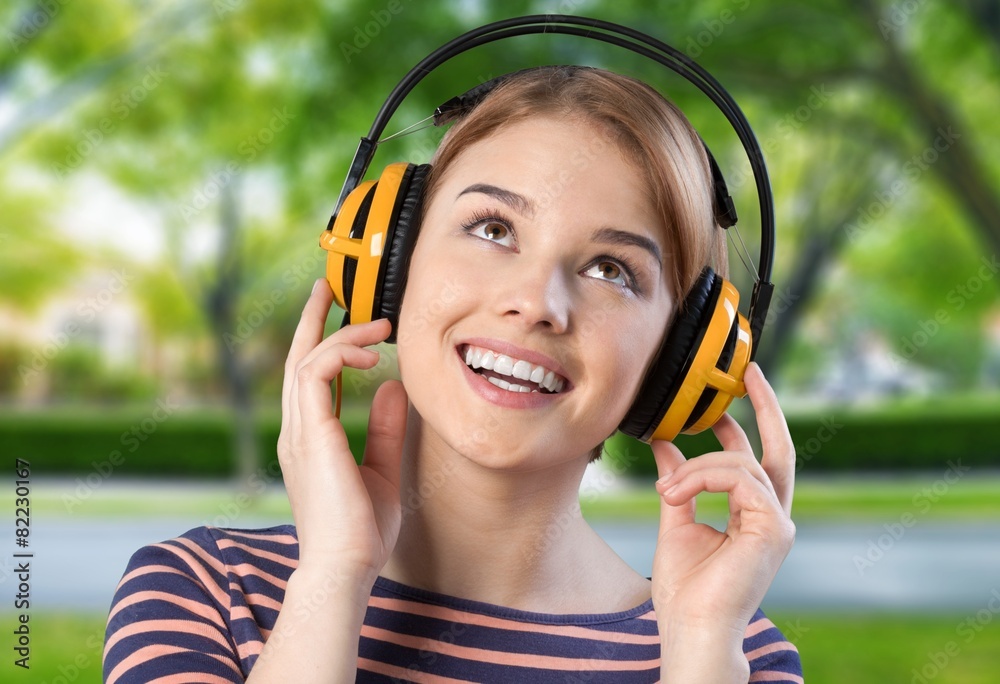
left=651, top=440, right=695, bottom=533
left=361, top=380, right=408, bottom=490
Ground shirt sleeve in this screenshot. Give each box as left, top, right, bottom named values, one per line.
left=103, top=527, right=244, bottom=684
left=745, top=609, right=804, bottom=683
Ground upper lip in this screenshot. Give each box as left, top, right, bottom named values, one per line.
left=458, top=337, right=572, bottom=387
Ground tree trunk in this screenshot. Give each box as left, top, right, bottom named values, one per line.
left=206, top=178, right=260, bottom=491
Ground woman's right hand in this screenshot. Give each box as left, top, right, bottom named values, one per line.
left=277, top=278, right=408, bottom=585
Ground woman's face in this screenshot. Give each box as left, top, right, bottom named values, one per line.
left=396, top=115, right=674, bottom=470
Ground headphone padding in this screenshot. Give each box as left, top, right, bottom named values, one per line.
left=619, top=268, right=718, bottom=440
left=377, top=163, right=431, bottom=342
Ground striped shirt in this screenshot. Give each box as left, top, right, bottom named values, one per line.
left=104, top=525, right=803, bottom=683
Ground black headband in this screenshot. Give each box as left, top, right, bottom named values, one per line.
left=329, top=14, right=775, bottom=356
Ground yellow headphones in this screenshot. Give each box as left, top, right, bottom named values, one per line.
left=320, top=17, right=776, bottom=443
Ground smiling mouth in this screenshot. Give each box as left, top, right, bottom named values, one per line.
left=460, top=344, right=567, bottom=394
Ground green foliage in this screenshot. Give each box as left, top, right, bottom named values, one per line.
left=0, top=405, right=369, bottom=477
left=604, top=393, right=1000, bottom=476
left=2, top=0, right=999, bottom=402
left=44, top=346, right=159, bottom=402
left=4, top=393, right=997, bottom=477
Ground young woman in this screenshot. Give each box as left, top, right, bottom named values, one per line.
left=104, top=66, right=800, bottom=683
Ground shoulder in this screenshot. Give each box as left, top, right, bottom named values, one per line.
left=111, top=524, right=299, bottom=616
left=743, top=609, right=803, bottom=681
left=121, top=524, right=298, bottom=579
left=105, top=525, right=300, bottom=683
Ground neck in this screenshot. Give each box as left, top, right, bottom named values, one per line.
left=380, top=407, right=649, bottom=614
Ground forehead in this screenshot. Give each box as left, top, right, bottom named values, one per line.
left=431, top=116, right=663, bottom=233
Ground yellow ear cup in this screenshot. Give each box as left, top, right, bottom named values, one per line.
left=647, top=278, right=751, bottom=442
left=320, top=162, right=412, bottom=321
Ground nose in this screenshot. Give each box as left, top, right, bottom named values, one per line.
left=496, top=259, right=571, bottom=334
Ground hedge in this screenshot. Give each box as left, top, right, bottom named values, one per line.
left=0, top=405, right=366, bottom=479
left=604, top=395, right=1000, bottom=477
left=1, top=395, right=997, bottom=478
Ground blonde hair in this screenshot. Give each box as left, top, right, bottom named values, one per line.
left=423, top=66, right=729, bottom=300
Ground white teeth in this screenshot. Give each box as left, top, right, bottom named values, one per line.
left=494, top=354, right=514, bottom=376
left=488, top=376, right=508, bottom=390
left=463, top=344, right=567, bottom=394
left=487, top=376, right=533, bottom=393
left=512, top=360, right=532, bottom=381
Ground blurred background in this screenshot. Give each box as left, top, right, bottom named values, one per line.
left=1, top=0, right=998, bottom=681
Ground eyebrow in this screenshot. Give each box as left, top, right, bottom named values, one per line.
left=457, top=183, right=535, bottom=218
left=592, top=227, right=663, bottom=267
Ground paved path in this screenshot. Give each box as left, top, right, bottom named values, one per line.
left=3, top=515, right=998, bottom=614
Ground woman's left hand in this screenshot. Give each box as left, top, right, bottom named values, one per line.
left=650, top=362, right=796, bottom=678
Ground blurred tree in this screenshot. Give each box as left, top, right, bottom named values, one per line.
left=2, top=0, right=997, bottom=474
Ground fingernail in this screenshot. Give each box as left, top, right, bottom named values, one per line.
left=655, top=472, right=673, bottom=491
left=312, top=278, right=325, bottom=295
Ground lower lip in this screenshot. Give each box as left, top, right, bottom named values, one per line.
left=457, top=350, right=563, bottom=409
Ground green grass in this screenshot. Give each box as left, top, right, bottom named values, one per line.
left=767, top=611, right=1000, bottom=683
left=580, top=473, right=1000, bottom=521
left=2, top=612, right=105, bottom=682
left=10, top=471, right=1000, bottom=521
left=5, top=612, right=998, bottom=682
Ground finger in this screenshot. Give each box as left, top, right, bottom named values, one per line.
left=295, top=317, right=392, bottom=371
left=744, top=363, right=795, bottom=514
left=287, top=316, right=392, bottom=438
left=651, top=440, right=695, bottom=532
left=711, top=412, right=753, bottom=455
left=362, top=380, right=409, bottom=491
left=663, top=448, right=774, bottom=499
left=296, top=344, right=381, bottom=431
left=659, top=465, right=783, bottom=521
left=283, top=279, right=335, bottom=429
left=286, top=279, right=336, bottom=377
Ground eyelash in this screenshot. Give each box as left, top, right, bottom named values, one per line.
left=592, top=251, right=644, bottom=295
left=459, top=209, right=644, bottom=295
left=460, top=209, right=516, bottom=248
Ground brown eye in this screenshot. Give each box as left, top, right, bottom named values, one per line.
left=583, top=260, right=628, bottom=288
left=596, top=262, right=621, bottom=280
left=464, top=217, right=515, bottom=247
left=482, top=222, right=508, bottom=241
